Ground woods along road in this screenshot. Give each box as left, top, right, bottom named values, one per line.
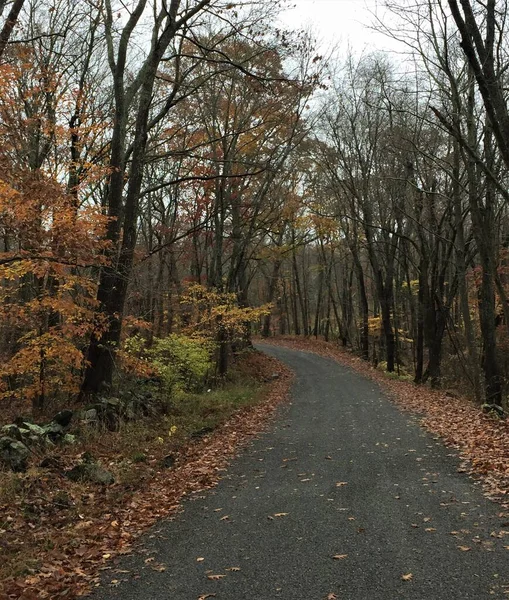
left=93, top=345, right=509, bottom=599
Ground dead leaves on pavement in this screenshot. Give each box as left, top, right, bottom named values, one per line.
left=266, top=337, right=509, bottom=510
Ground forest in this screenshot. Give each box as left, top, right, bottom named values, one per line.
left=2, top=0, right=509, bottom=597
left=2, top=0, right=509, bottom=412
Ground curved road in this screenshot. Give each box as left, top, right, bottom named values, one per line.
left=93, top=345, right=509, bottom=599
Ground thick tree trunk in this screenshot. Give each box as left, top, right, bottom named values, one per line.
left=82, top=53, right=159, bottom=394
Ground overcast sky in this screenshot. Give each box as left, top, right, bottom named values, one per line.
left=279, top=0, right=401, bottom=55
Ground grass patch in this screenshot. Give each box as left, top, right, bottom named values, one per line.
left=173, top=382, right=262, bottom=436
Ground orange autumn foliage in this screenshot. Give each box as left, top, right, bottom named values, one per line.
left=0, top=163, right=109, bottom=409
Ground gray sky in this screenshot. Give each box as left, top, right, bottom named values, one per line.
left=279, top=0, right=401, bottom=54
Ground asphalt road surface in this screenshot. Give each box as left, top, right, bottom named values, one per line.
left=92, top=344, right=509, bottom=599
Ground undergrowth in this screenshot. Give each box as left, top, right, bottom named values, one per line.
left=0, top=349, right=276, bottom=593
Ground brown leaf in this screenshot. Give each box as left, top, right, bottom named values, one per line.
left=207, top=574, right=225, bottom=581
left=225, top=566, right=240, bottom=571
left=336, top=482, right=348, bottom=487
left=274, top=512, right=289, bottom=517
left=333, top=554, right=348, bottom=560
left=327, top=594, right=337, bottom=600
left=458, top=546, right=471, bottom=552
left=401, top=573, right=413, bottom=581
left=198, top=595, right=216, bottom=600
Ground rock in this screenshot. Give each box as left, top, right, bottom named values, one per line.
left=482, top=403, right=505, bottom=418
left=53, top=410, right=73, bottom=428
left=65, top=462, right=115, bottom=485
left=42, top=422, right=65, bottom=442
left=1, top=424, right=23, bottom=441
left=22, top=422, right=46, bottom=437
left=0, top=437, right=30, bottom=472
left=161, top=454, right=176, bottom=469
left=83, top=408, right=98, bottom=423
left=17, top=423, right=49, bottom=447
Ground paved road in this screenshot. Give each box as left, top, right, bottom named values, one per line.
left=93, top=345, right=509, bottom=599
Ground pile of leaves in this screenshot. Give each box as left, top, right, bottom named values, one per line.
left=264, top=336, right=509, bottom=510
left=0, top=351, right=292, bottom=599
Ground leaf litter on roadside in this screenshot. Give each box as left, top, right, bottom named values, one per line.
left=0, top=354, right=293, bottom=600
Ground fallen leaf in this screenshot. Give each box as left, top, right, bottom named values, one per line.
left=333, top=554, right=348, bottom=560
left=401, top=573, right=413, bottom=581
left=197, top=557, right=205, bottom=562
left=198, top=594, right=216, bottom=600
left=220, top=515, right=229, bottom=521
left=327, top=594, right=337, bottom=600
left=274, top=512, right=289, bottom=517
left=226, top=567, right=240, bottom=571
left=207, top=574, right=225, bottom=581
left=425, top=527, right=436, bottom=532
left=336, top=482, right=348, bottom=487
left=458, top=546, right=471, bottom=552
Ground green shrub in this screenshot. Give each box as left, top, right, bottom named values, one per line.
left=123, top=333, right=215, bottom=393
left=149, top=334, right=214, bottom=392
